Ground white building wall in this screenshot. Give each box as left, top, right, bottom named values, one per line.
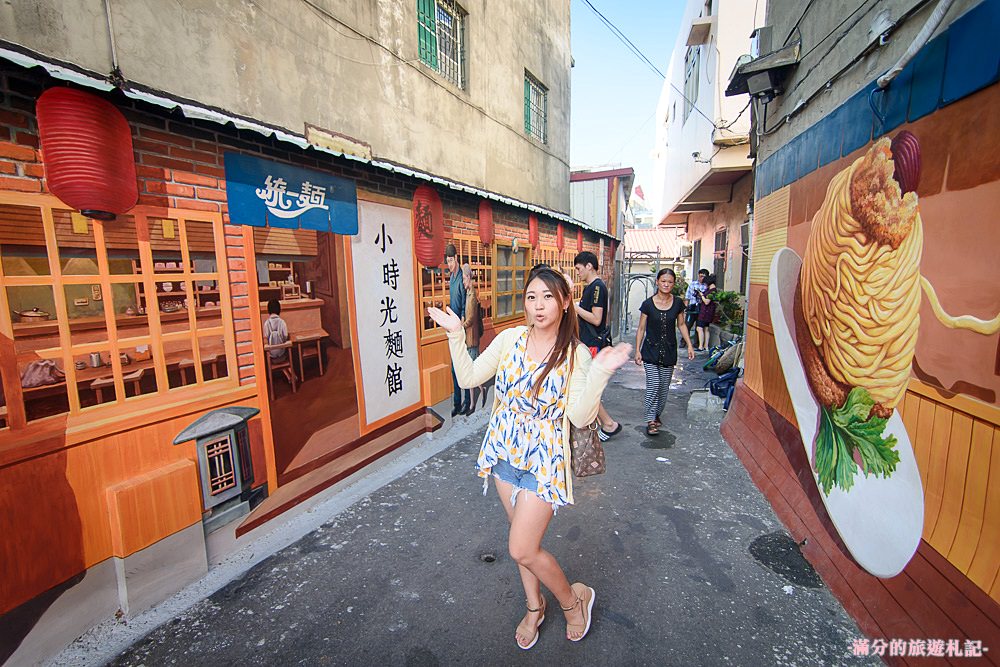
left=570, top=180, right=609, bottom=233
left=653, top=0, right=755, bottom=218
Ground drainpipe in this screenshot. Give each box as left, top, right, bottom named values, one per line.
left=877, top=0, right=955, bottom=89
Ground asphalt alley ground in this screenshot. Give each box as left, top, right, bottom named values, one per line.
left=92, top=345, right=876, bottom=666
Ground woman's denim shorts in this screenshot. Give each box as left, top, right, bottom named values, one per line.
left=491, top=458, right=538, bottom=493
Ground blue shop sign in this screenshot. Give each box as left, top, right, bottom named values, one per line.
left=223, top=152, right=358, bottom=234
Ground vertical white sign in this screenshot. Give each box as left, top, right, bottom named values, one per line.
left=351, top=201, right=421, bottom=425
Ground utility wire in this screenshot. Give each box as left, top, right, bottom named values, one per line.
left=579, top=0, right=737, bottom=131
left=717, top=99, right=751, bottom=130
left=580, top=0, right=665, bottom=78
left=607, top=109, right=656, bottom=163
left=801, top=0, right=876, bottom=61
left=782, top=0, right=817, bottom=47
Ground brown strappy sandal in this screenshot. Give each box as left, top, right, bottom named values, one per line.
left=516, top=597, right=546, bottom=650
left=561, top=582, right=595, bottom=642
left=646, top=421, right=659, bottom=436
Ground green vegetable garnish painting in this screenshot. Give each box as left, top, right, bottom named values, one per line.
left=814, top=388, right=900, bottom=495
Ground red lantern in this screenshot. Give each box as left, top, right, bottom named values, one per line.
left=36, top=87, right=138, bottom=220
left=576, top=228, right=584, bottom=253
left=528, top=214, right=539, bottom=248
left=556, top=222, right=565, bottom=252
left=478, top=200, right=494, bottom=247
left=412, top=185, right=444, bottom=268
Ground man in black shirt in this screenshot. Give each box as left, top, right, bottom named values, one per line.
left=573, top=251, right=622, bottom=442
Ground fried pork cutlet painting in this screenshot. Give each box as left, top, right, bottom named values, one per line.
left=769, top=132, right=1000, bottom=577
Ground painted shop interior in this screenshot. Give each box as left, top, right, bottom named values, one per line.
left=0, top=2, right=624, bottom=664
left=720, top=0, right=1000, bottom=656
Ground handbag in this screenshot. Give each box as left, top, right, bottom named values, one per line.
left=567, top=347, right=606, bottom=477
left=571, top=420, right=605, bottom=477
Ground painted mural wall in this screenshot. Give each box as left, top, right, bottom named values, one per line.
left=745, top=2, right=1000, bottom=602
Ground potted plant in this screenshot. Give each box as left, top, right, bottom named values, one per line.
left=710, top=290, right=744, bottom=340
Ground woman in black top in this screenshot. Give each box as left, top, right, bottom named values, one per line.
left=634, top=269, right=695, bottom=435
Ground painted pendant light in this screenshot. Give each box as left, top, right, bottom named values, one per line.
left=478, top=200, right=494, bottom=247
left=528, top=213, right=539, bottom=248
left=556, top=222, right=565, bottom=252
left=36, top=87, right=138, bottom=220
left=576, top=228, right=583, bottom=253
left=412, top=185, right=444, bottom=268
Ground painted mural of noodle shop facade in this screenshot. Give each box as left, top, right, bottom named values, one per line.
left=0, top=63, right=617, bottom=664
left=723, top=0, right=1000, bottom=654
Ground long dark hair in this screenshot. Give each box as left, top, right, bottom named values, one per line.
left=525, top=267, right=579, bottom=396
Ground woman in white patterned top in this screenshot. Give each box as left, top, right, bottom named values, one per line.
left=428, top=267, right=631, bottom=649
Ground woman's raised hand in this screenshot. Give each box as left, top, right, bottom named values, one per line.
left=427, top=306, right=462, bottom=332
left=594, top=342, right=633, bottom=373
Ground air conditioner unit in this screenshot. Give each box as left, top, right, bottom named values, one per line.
left=740, top=222, right=750, bottom=246
left=680, top=244, right=692, bottom=258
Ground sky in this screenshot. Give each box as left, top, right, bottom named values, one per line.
left=570, top=0, right=685, bottom=212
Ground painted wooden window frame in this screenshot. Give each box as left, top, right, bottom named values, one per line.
left=417, top=257, right=448, bottom=340
left=493, top=240, right=531, bottom=323
left=0, top=193, right=238, bottom=440
left=534, top=245, right=583, bottom=302
left=451, top=234, right=493, bottom=323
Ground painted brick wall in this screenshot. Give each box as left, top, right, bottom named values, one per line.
left=0, top=69, right=260, bottom=385
left=721, top=383, right=1000, bottom=665
left=0, top=64, right=616, bottom=387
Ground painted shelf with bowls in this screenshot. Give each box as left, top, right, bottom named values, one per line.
left=132, top=260, right=221, bottom=314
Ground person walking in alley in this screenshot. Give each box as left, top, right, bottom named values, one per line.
left=445, top=244, right=470, bottom=416
left=696, top=274, right=718, bottom=353
left=427, top=267, right=632, bottom=648
left=460, top=263, right=489, bottom=413
left=685, top=268, right=709, bottom=349
left=634, top=269, right=695, bottom=436
left=572, top=251, right=622, bottom=442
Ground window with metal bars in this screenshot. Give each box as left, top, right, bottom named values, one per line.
left=417, top=0, right=467, bottom=89
left=524, top=72, right=548, bottom=144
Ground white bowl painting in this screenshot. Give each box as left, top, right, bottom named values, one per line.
left=768, top=247, right=924, bottom=578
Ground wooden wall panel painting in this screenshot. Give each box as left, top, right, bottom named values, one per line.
left=742, top=323, right=796, bottom=428
left=929, top=411, right=974, bottom=555
left=965, top=425, right=999, bottom=596
left=923, top=403, right=955, bottom=537
left=106, top=458, right=202, bottom=557
left=951, top=420, right=995, bottom=573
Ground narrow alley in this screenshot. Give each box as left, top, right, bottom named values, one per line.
left=86, top=348, right=872, bottom=666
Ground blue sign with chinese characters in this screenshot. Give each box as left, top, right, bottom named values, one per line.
left=223, top=152, right=358, bottom=234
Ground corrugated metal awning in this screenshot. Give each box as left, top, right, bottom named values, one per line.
left=623, top=228, right=687, bottom=257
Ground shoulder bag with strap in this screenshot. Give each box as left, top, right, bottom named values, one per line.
left=567, top=345, right=605, bottom=477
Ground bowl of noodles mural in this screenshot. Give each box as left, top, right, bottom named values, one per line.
left=769, top=133, right=927, bottom=578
